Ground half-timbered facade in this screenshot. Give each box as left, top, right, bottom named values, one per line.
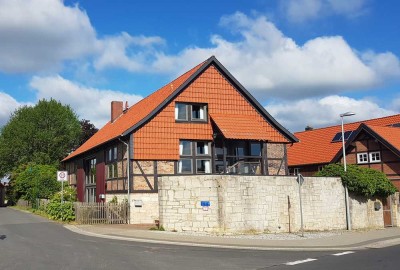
left=288, top=114, right=400, bottom=190
left=63, top=56, right=297, bottom=203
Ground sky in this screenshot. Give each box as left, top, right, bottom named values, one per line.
left=0, top=0, right=399, bottom=133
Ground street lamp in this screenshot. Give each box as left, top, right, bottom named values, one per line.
left=340, top=111, right=355, bottom=230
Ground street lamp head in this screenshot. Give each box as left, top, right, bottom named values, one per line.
left=340, top=112, right=356, bottom=117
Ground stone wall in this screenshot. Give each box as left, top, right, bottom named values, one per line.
left=105, top=193, right=159, bottom=224
left=158, top=175, right=390, bottom=233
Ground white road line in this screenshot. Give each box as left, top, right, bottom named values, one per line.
left=285, top=258, right=317, bottom=265
left=332, top=251, right=355, bottom=256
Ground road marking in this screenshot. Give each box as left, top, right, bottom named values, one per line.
left=285, top=258, right=317, bottom=265
left=332, top=251, right=355, bottom=256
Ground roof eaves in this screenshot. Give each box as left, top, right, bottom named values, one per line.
left=331, top=123, right=364, bottom=163
left=331, top=123, right=400, bottom=163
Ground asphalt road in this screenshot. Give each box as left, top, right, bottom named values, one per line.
left=0, top=207, right=399, bottom=270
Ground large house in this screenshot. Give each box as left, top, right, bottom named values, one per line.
left=63, top=56, right=298, bottom=209
left=287, top=114, right=400, bottom=190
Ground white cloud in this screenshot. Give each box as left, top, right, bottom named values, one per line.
left=144, top=13, right=399, bottom=101
left=29, top=76, right=143, bottom=128
left=267, top=95, right=397, bottom=132
left=0, top=0, right=97, bottom=73
left=0, top=92, right=33, bottom=126
left=94, top=32, right=165, bottom=72
left=281, top=0, right=368, bottom=22
left=0, top=0, right=164, bottom=74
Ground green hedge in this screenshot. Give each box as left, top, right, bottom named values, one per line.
left=316, top=163, right=397, bottom=197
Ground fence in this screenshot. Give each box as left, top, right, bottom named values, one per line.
left=74, top=202, right=129, bottom=224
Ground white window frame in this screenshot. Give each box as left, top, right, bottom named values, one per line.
left=369, top=151, right=381, bottom=163
left=293, top=168, right=300, bottom=175
left=357, top=152, right=368, bottom=164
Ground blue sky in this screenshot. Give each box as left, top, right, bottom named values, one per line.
left=0, top=0, right=399, bottom=132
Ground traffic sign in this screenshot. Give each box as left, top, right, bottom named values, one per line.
left=57, top=171, right=68, bottom=182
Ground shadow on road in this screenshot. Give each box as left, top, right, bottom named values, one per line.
left=0, top=235, right=6, bottom=240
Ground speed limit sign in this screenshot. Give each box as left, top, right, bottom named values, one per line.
left=57, top=171, right=68, bottom=182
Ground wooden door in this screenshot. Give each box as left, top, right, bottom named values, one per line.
left=382, top=196, right=392, bottom=227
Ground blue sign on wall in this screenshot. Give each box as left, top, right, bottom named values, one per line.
left=200, top=201, right=210, bottom=207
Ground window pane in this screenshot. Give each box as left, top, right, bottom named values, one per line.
left=175, top=103, right=188, bottom=120
left=180, top=141, right=192, bottom=156
left=197, top=159, right=211, bottom=173
left=192, top=105, right=206, bottom=120
left=178, top=159, right=192, bottom=173
left=196, top=142, right=209, bottom=155
left=250, top=142, right=261, bottom=156
left=113, top=147, right=118, bottom=160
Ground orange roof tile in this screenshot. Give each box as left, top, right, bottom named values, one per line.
left=288, top=114, right=400, bottom=166
left=64, top=56, right=297, bottom=161
left=63, top=61, right=205, bottom=161
left=366, top=125, right=400, bottom=153
left=211, top=113, right=276, bottom=140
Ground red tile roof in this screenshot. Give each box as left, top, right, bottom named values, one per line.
left=288, top=114, right=400, bottom=166
left=367, top=125, right=400, bottom=153
left=64, top=56, right=297, bottom=161
left=211, top=113, right=279, bottom=140
left=63, top=62, right=204, bottom=161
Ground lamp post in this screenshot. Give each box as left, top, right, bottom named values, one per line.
left=340, top=111, right=355, bottom=230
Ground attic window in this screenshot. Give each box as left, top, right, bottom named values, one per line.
left=332, top=131, right=353, bottom=142
left=175, top=103, right=207, bottom=122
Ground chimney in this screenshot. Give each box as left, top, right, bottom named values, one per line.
left=305, top=125, right=314, bottom=131
left=111, top=101, right=123, bottom=123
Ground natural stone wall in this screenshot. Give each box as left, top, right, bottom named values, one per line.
left=106, top=193, right=159, bottom=224
left=350, top=195, right=384, bottom=229
left=158, top=175, right=389, bottom=233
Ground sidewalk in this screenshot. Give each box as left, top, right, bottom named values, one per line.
left=64, top=224, right=400, bottom=251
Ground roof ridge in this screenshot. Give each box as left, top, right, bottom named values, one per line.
left=295, top=113, right=400, bottom=134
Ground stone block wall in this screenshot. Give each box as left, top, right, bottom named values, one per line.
left=158, top=175, right=390, bottom=233
left=105, top=193, right=159, bottom=224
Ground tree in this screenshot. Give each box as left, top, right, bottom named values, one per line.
left=0, top=99, right=81, bottom=176
left=316, top=163, right=397, bottom=197
left=78, top=119, right=98, bottom=147
left=12, top=164, right=60, bottom=206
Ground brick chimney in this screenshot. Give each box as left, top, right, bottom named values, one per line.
left=111, top=101, right=123, bottom=123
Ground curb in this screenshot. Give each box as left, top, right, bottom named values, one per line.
left=64, top=225, right=400, bottom=251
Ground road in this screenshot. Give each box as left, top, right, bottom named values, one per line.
left=0, top=207, right=399, bottom=270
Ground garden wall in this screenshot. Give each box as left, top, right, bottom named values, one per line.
left=158, top=175, right=388, bottom=233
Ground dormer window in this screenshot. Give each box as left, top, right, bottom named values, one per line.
left=175, top=103, right=207, bottom=122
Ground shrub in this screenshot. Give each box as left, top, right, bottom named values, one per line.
left=45, top=186, right=77, bottom=222
left=12, top=164, right=59, bottom=207
left=316, top=163, right=397, bottom=197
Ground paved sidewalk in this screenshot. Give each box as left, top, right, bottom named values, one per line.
left=65, top=224, right=400, bottom=251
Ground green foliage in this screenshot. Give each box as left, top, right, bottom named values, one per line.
left=0, top=99, right=81, bottom=176
left=78, top=119, right=98, bottom=148
left=45, top=186, right=77, bottom=222
left=13, top=164, right=59, bottom=207
left=316, top=163, right=397, bottom=197
left=109, top=195, right=118, bottom=204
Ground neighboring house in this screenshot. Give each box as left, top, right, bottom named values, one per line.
left=63, top=56, right=298, bottom=205
left=287, top=114, right=400, bottom=190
